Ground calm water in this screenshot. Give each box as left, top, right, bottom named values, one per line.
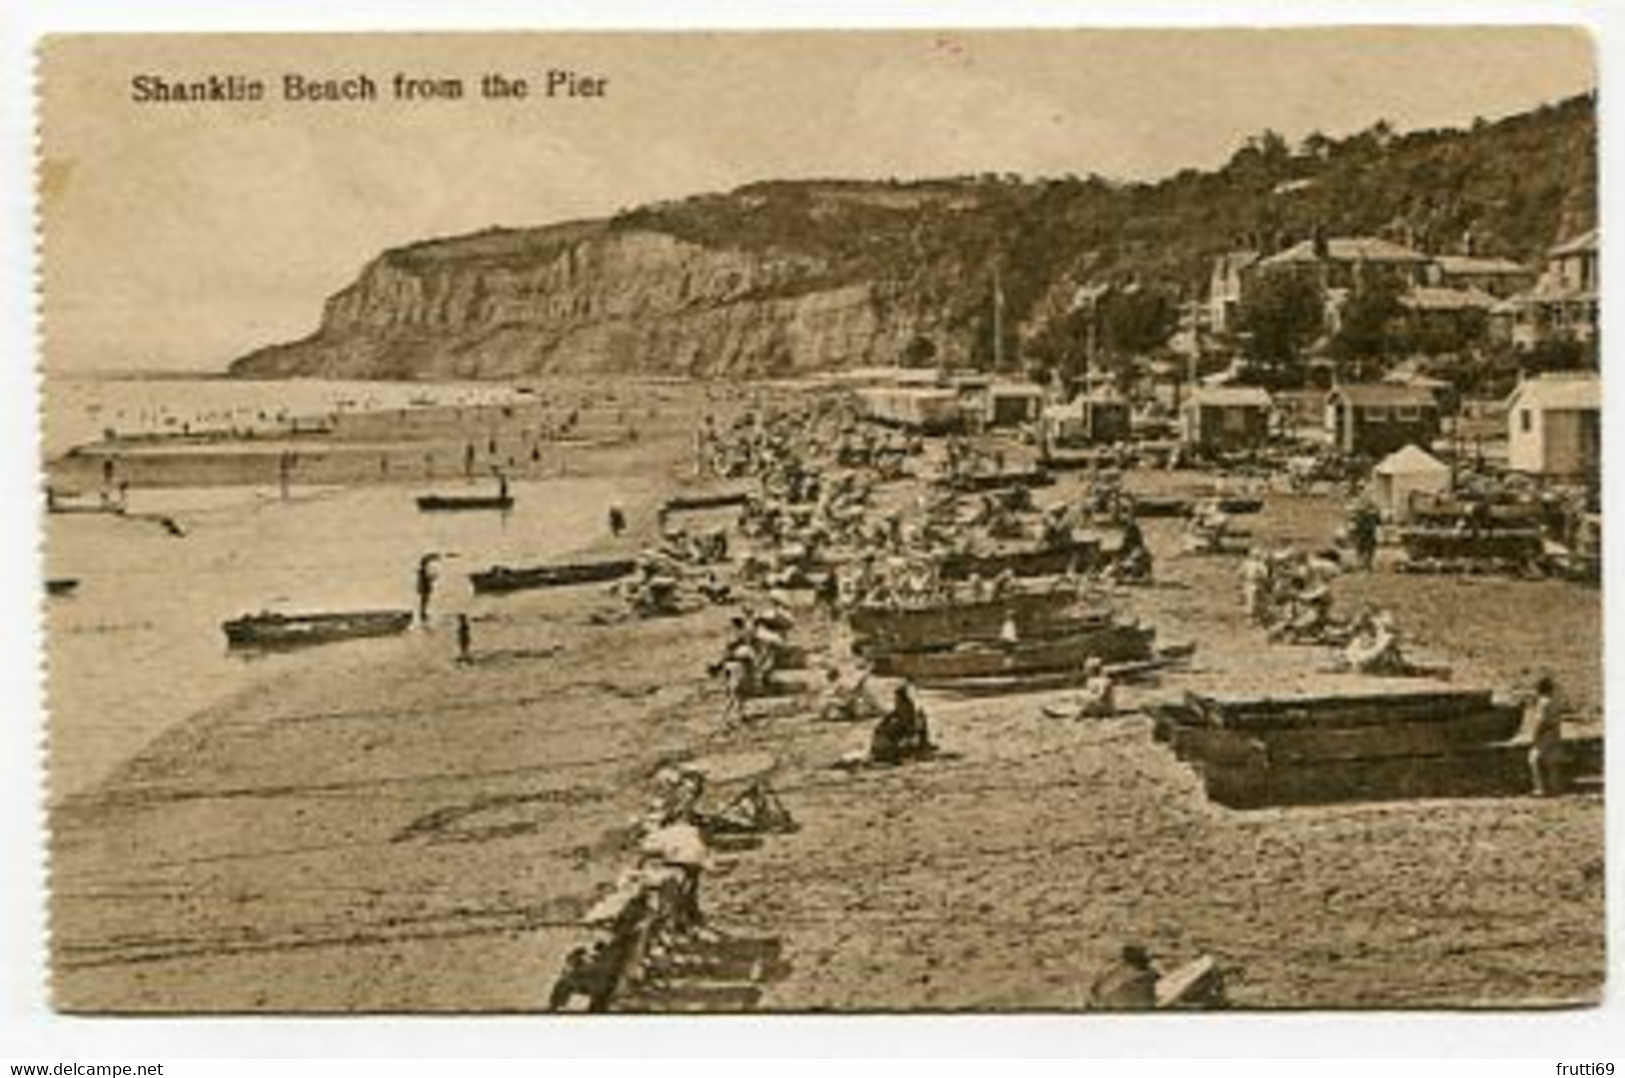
left=45, top=448, right=634, bottom=802
left=44, top=375, right=531, bottom=458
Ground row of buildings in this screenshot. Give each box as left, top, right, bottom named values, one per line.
left=842, top=365, right=1598, bottom=480
left=1180, top=373, right=1598, bottom=479
left=1206, top=228, right=1599, bottom=353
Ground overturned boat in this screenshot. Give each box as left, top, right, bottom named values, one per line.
left=223, top=609, right=414, bottom=650
left=470, top=558, right=638, bottom=595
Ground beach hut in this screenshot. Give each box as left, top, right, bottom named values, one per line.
left=1505, top=373, right=1601, bottom=479
left=1043, top=389, right=1131, bottom=446
left=987, top=382, right=1047, bottom=428
left=1324, top=383, right=1442, bottom=458
left=1371, top=445, right=1451, bottom=522
left=1181, top=386, right=1273, bottom=453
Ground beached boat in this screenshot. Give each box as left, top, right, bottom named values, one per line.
left=1127, top=495, right=1191, bottom=518
left=1214, top=496, right=1264, bottom=515
left=870, top=621, right=1155, bottom=681
left=1148, top=683, right=1568, bottom=808
left=938, top=539, right=1101, bottom=580
left=858, top=609, right=1115, bottom=657
left=848, top=589, right=1082, bottom=649
left=222, top=609, right=414, bottom=650
left=662, top=490, right=752, bottom=514
left=470, top=558, right=638, bottom=595
left=930, top=643, right=1196, bottom=696
left=1194, top=735, right=1602, bottom=809
left=46, top=577, right=80, bottom=597
left=942, top=468, right=1054, bottom=493
left=416, top=493, right=515, bottom=512
left=1177, top=684, right=1502, bottom=732
left=1398, top=527, right=1542, bottom=571
left=1156, top=702, right=1521, bottom=766
left=45, top=491, right=125, bottom=516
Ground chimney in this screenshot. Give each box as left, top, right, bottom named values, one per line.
left=1462, top=229, right=1477, bottom=257
left=1312, top=224, right=1329, bottom=260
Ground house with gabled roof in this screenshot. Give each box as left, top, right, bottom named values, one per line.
left=1324, top=382, right=1442, bottom=458
left=1506, top=373, right=1600, bottom=478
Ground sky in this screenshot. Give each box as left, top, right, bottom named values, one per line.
left=39, top=27, right=1597, bottom=374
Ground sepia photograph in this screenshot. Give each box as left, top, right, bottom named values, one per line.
left=34, top=26, right=1602, bottom=1017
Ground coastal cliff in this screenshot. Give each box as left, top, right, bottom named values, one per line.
left=231, top=94, right=1596, bottom=381
left=235, top=225, right=947, bottom=380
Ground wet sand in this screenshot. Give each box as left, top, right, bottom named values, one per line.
left=49, top=386, right=1604, bottom=1012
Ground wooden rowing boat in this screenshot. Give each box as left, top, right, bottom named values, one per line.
left=931, top=643, right=1195, bottom=697
left=416, top=493, right=515, bottom=512
left=223, top=609, right=414, bottom=650
left=848, top=589, right=1082, bottom=649
left=1214, top=496, right=1264, bottom=515
left=941, top=468, right=1054, bottom=493
left=662, top=490, right=752, bottom=514
left=1128, top=496, right=1191, bottom=518
left=938, top=539, right=1101, bottom=581
left=1195, top=735, right=1602, bottom=809
left=1158, top=701, right=1521, bottom=765
left=871, top=622, right=1155, bottom=681
left=46, top=577, right=80, bottom=597
left=859, top=609, right=1114, bottom=656
left=1399, top=527, right=1542, bottom=564
left=1181, top=685, right=1501, bottom=732
left=470, top=558, right=638, bottom=595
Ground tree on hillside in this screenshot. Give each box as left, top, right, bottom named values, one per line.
left=1099, top=287, right=1178, bottom=358
left=1329, top=277, right=1406, bottom=379
left=1236, top=273, right=1323, bottom=386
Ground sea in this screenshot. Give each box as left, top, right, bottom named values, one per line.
left=43, top=375, right=632, bottom=800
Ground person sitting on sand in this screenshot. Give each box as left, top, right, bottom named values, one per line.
left=1089, top=943, right=1161, bottom=1010
left=1076, top=657, right=1116, bottom=718
left=870, top=682, right=934, bottom=765
left=1343, top=609, right=1406, bottom=675
left=547, top=938, right=618, bottom=1012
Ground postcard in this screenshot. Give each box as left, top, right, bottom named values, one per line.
left=37, top=28, right=1601, bottom=1014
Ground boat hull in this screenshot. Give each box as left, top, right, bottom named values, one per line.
left=416, top=495, right=514, bottom=512
left=470, top=559, right=638, bottom=594
left=938, top=540, right=1101, bottom=581
left=848, top=590, right=1081, bottom=650
left=223, top=609, right=414, bottom=650
left=871, top=623, right=1155, bottom=680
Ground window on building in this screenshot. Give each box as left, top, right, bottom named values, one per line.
left=1520, top=409, right=1532, bottom=434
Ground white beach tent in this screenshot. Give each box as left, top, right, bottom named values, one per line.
left=1371, top=444, right=1451, bottom=521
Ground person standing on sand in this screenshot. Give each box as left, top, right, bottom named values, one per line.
left=609, top=505, right=627, bottom=537
left=415, top=554, right=439, bottom=627
left=1527, top=675, right=1564, bottom=797
left=455, top=613, right=473, bottom=664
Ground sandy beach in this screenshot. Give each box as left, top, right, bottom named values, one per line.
left=46, top=380, right=1603, bottom=1013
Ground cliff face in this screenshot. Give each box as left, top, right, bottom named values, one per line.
left=231, top=93, right=1596, bottom=381
left=233, top=226, right=945, bottom=380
